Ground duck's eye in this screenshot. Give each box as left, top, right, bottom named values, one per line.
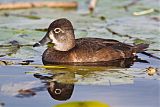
left=55, top=88, right=61, bottom=94
left=54, top=28, right=64, bottom=34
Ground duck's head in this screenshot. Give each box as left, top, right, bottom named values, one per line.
left=33, top=18, right=75, bottom=51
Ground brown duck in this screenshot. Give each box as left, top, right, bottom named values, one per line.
left=33, top=18, right=149, bottom=65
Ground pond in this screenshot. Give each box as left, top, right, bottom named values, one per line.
left=0, top=0, right=160, bottom=107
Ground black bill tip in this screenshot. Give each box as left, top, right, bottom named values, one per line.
left=33, top=42, right=41, bottom=47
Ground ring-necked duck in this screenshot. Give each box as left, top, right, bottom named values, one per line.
left=33, top=18, right=149, bottom=65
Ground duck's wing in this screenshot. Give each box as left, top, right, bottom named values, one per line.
left=76, top=38, right=120, bottom=45
left=76, top=37, right=134, bottom=51
left=74, top=38, right=135, bottom=62
left=76, top=37, right=122, bottom=50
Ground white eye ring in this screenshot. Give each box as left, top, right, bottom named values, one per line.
left=55, top=88, right=62, bottom=94
left=54, top=28, right=64, bottom=34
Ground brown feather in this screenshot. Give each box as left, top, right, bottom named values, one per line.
left=42, top=38, right=146, bottom=64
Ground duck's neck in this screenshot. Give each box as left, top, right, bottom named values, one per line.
left=53, top=35, right=76, bottom=51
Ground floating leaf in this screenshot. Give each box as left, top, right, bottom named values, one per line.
left=23, top=15, right=41, bottom=20
left=146, top=67, right=157, bottom=76
left=19, top=64, right=66, bottom=69
left=0, top=60, right=14, bottom=65
left=18, top=89, right=36, bottom=96
left=19, top=60, right=34, bottom=65
left=0, top=60, right=7, bottom=65
left=25, top=71, right=35, bottom=74
left=133, top=38, right=147, bottom=45
left=36, top=65, right=66, bottom=69
left=35, top=28, right=48, bottom=32
left=99, top=16, right=107, bottom=21
left=133, top=8, right=154, bottom=16
left=3, top=13, right=41, bottom=20
left=54, top=101, right=110, bottom=107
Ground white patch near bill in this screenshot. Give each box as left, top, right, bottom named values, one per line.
left=48, top=31, right=66, bottom=51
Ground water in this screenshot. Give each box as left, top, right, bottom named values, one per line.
left=0, top=0, right=160, bottom=107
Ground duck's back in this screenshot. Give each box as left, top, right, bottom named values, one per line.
left=42, top=38, right=144, bottom=64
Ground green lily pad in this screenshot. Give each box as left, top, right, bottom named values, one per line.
left=133, top=38, right=147, bottom=45
left=54, top=101, right=110, bottom=107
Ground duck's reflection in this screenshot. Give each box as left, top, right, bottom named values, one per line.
left=33, top=72, right=75, bottom=101
left=47, top=81, right=74, bottom=101
left=0, top=57, right=149, bottom=100
left=33, top=57, right=149, bottom=101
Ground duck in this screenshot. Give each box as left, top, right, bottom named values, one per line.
left=33, top=18, right=149, bottom=65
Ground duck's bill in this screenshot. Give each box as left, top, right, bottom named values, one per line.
left=33, top=42, right=42, bottom=47
left=33, top=32, right=51, bottom=47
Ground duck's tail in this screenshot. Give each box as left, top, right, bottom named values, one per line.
left=134, top=44, right=149, bottom=53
